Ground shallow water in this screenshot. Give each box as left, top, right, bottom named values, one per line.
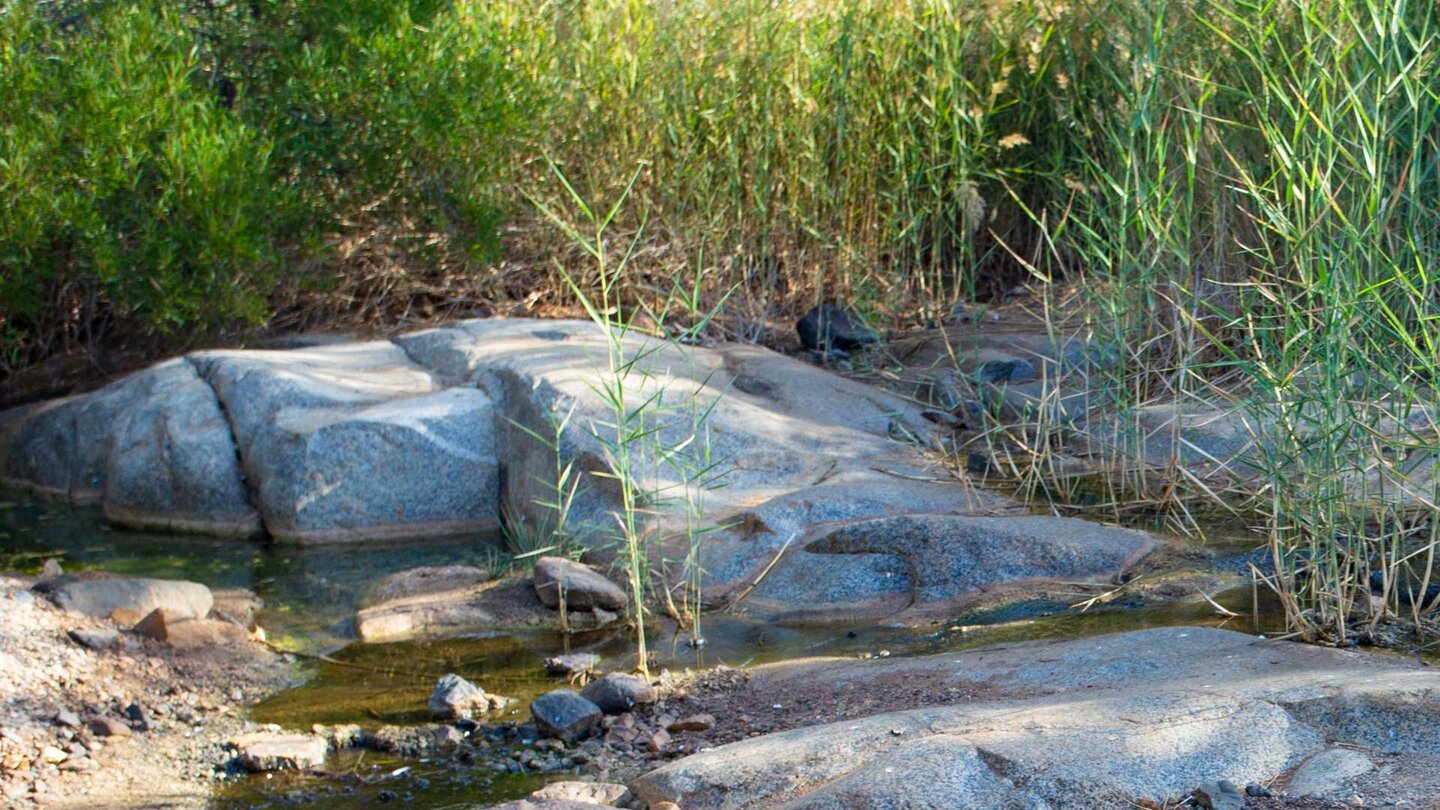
left=0, top=493, right=1292, bottom=808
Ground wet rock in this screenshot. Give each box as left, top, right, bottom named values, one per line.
left=667, top=713, right=714, bottom=733
left=796, top=305, right=879, bottom=352
left=43, top=575, right=213, bottom=621
left=1192, top=779, right=1244, bottom=810
left=233, top=732, right=327, bottom=773
left=428, top=673, right=510, bottom=720
left=66, top=628, right=119, bottom=651
left=581, top=673, right=657, bottom=715
left=530, top=690, right=603, bottom=742
left=529, top=781, right=632, bottom=805
left=1285, top=748, right=1374, bottom=797
left=87, top=717, right=130, bottom=739
left=191, top=343, right=499, bottom=544
left=544, top=653, right=601, bottom=676
left=532, top=557, right=626, bottom=612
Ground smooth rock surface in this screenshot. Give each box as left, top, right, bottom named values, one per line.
left=804, top=514, right=1158, bottom=612
left=356, top=566, right=495, bottom=642
left=193, top=343, right=499, bottom=543
left=0, top=360, right=258, bottom=536
left=529, top=781, right=632, bottom=806
left=43, top=576, right=213, bottom=621
left=1284, top=747, right=1374, bottom=798
left=533, top=557, right=626, bottom=611
left=631, top=627, right=1440, bottom=809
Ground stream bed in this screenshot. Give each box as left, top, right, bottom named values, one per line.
left=0, top=494, right=1290, bottom=808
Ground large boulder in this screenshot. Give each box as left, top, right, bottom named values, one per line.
left=192, top=343, right=499, bottom=543
left=0, top=359, right=258, bottom=536
left=631, top=627, right=1440, bottom=809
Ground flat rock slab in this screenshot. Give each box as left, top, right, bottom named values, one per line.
left=804, top=514, right=1158, bottom=613
left=233, top=732, right=328, bottom=773
left=631, top=627, right=1440, bottom=809
left=355, top=567, right=572, bottom=641
left=42, top=575, right=213, bottom=621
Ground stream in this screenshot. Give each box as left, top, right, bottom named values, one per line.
left=0, top=494, right=1290, bottom=808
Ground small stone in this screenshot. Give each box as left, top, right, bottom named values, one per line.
left=530, top=780, right=632, bottom=805
left=427, top=673, right=507, bottom=720
left=1245, top=784, right=1273, bottom=798
left=530, top=690, right=603, bottom=742
left=581, top=673, right=657, bottom=715
left=1192, top=779, right=1244, bottom=810
left=651, top=803, right=682, bottom=810
left=39, top=746, right=67, bottom=765
left=52, top=710, right=80, bottom=729
left=59, top=757, right=94, bottom=773
left=647, top=729, right=672, bottom=753
left=87, top=717, right=130, bottom=739
left=41, top=559, right=64, bottom=579
left=796, top=304, right=879, bottom=352
left=666, top=714, right=714, bottom=733
left=124, top=703, right=150, bottom=732
left=66, top=629, right=119, bottom=651
left=544, top=653, right=601, bottom=676
left=234, top=732, right=327, bottom=773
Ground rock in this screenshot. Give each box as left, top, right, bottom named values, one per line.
left=192, top=343, right=499, bottom=543
left=492, top=795, right=616, bottom=801
left=87, top=717, right=130, bottom=739
left=0, top=359, right=259, bottom=536
left=39, top=746, right=67, bottom=765
left=123, top=703, right=151, bottom=732
left=43, top=575, right=212, bottom=621
left=132, top=608, right=248, bottom=648
left=647, top=728, right=672, bottom=753
left=973, top=358, right=1038, bottom=385
left=1245, top=783, right=1273, bottom=797
left=630, top=627, right=1440, bottom=809
left=233, top=732, right=327, bottom=773
left=532, top=557, right=626, bottom=612
left=52, top=710, right=80, bottom=729
left=209, top=588, right=263, bottom=628
left=66, top=628, right=119, bottom=651
left=545, top=653, right=601, bottom=676
left=796, top=305, right=879, bottom=352
left=581, top=673, right=657, bottom=715
left=667, top=714, right=714, bottom=733
left=1285, top=748, right=1375, bottom=797
left=40, top=559, right=63, bottom=579
left=803, top=514, right=1158, bottom=612
left=530, top=690, right=603, bottom=741
left=1192, top=779, right=1245, bottom=810
left=356, top=566, right=498, bottom=642
left=529, top=781, right=632, bottom=805
left=427, top=673, right=509, bottom=720
left=650, top=804, right=681, bottom=810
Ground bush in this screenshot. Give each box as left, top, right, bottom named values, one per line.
left=0, top=0, right=536, bottom=374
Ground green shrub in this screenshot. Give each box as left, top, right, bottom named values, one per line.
left=0, top=2, right=286, bottom=357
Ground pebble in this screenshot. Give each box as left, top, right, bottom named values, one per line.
left=87, top=717, right=131, bottom=739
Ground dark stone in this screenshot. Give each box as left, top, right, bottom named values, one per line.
left=796, top=306, right=879, bottom=352
left=1244, top=783, right=1272, bottom=798
left=580, top=673, right=657, bottom=715
left=124, top=703, right=150, bottom=732
left=973, top=359, right=1038, bottom=385
left=67, top=628, right=120, bottom=651
left=530, top=690, right=603, bottom=741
